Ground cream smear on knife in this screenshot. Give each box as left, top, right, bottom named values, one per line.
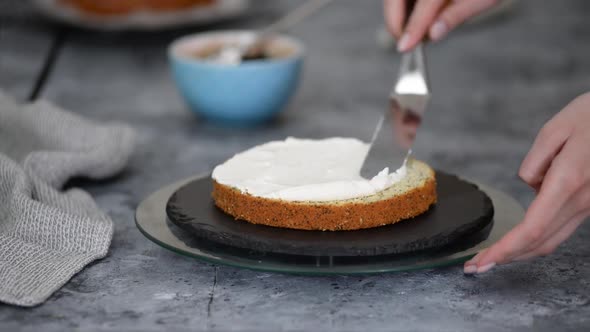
left=212, top=137, right=407, bottom=202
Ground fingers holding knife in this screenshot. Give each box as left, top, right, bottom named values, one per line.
left=384, top=0, right=501, bottom=52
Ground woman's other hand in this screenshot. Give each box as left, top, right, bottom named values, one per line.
left=465, top=93, right=590, bottom=273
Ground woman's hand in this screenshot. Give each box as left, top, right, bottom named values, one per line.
left=383, top=0, right=500, bottom=52
left=464, top=93, right=590, bottom=274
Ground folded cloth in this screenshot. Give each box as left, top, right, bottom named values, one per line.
left=0, top=92, right=135, bottom=307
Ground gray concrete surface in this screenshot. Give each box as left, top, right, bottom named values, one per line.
left=1, top=0, right=589, bottom=331
left=0, top=1, right=53, bottom=101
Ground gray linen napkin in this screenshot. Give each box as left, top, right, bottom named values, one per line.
left=0, top=92, right=135, bottom=307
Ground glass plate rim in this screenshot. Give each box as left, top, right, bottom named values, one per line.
left=135, top=173, right=524, bottom=275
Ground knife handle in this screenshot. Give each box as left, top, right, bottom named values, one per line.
left=403, top=0, right=418, bottom=28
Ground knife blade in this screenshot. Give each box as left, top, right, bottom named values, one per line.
left=360, top=1, right=431, bottom=179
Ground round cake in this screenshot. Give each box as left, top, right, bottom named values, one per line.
left=212, top=137, right=437, bottom=231
left=58, top=0, right=216, bottom=16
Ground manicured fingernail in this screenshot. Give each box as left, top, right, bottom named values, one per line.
left=466, top=253, right=482, bottom=266
left=463, top=265, right=478, bottom=274
left=397, top=33, right=411, bottom=52
left=429, top=20, right=448, bottom=41
left=477, top=262, right=496, bottom=274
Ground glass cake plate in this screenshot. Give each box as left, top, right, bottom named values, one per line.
left=136, top=173, right=524, bottom=275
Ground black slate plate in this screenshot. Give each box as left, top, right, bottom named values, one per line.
left=166, top=172, right=494, bottom=257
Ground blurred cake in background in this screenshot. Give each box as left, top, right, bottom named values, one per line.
left=34, top=0, right=249, bottom=30
left=58, top=0, right=216, bottom=16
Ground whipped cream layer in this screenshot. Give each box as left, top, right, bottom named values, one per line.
left=212, top=137, right=407, bottom=202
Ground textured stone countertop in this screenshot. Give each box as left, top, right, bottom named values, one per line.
left=1, top=0, right=589, bottom=331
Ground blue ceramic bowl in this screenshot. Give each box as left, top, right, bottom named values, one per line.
left=168, top=30, right=304, bottom=125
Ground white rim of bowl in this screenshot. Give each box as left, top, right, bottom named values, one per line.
left=168, top=30, right=305, bottom=66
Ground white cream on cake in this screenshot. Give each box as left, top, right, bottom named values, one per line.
left=211, top=137, right=407, bottom=202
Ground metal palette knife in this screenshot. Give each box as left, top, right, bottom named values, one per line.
left=360, top=41, right=431, bottom=179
